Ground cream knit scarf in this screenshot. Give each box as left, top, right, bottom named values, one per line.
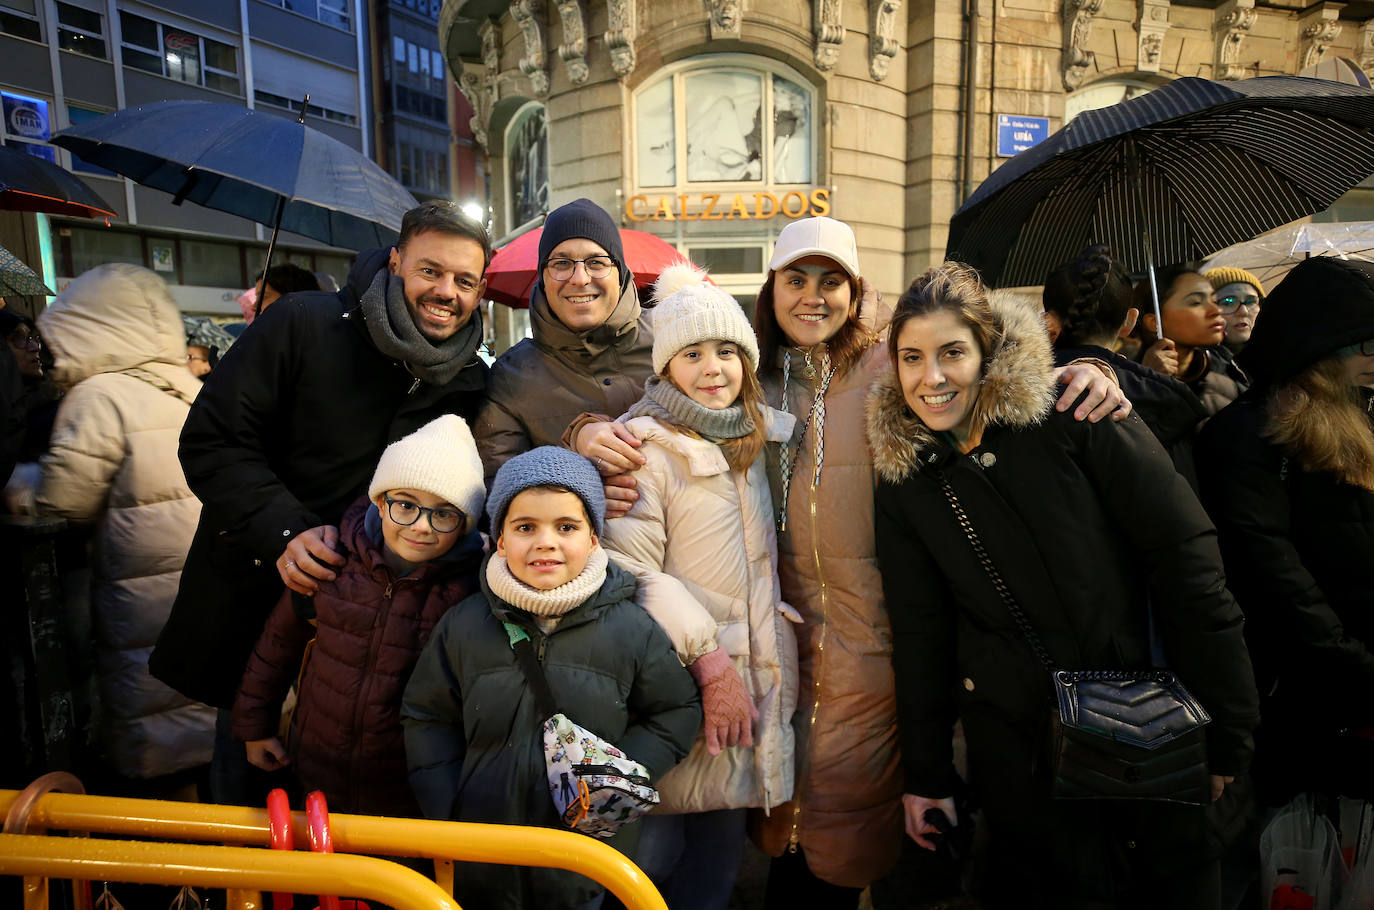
left=485, top=546, right=609, bottom=618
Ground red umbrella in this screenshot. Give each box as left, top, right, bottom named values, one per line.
left=483, top=226, right=696, bottom=308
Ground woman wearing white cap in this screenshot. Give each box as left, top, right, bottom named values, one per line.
left=748, top=217, right=1133, bottom=908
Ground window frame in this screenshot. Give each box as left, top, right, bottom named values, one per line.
left=0, top=0, right=42, bottom=42
left=260, top=0, right=351, bottom=31
left=629, top=54, right=819, bottom=195
left=118, top=11, right=241, bottom=96
left=504, top=100, right=549, bottom=231
left=55, top=1, right=104, bottom=59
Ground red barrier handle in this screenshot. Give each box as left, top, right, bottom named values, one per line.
left=266, top=788, right=294, bottom=910
left=305, top=791, right=339, bottom=910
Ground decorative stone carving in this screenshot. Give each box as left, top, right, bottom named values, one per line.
left=555, top=0, right=589, bottom=85
left=814, top=0, right=844, bottom=71
left=869, top=0, right=900, bottom=81
left=1299, top=3, right=1342, bottom=72
left=705, top=0, right=741, bottom=40
left=455, top=18, right=502, bottom=150
left=511, top=0, right=550, bottom=96
left=606, top=0, right=637, bottom=79
left=1212, top=0, right=1256, bottom=82
left=1062, top=0, right=1104, bottom=90
left=1134, top=0, right=1170, bottom=74
left=1360, top=21, right=1374, bottom=76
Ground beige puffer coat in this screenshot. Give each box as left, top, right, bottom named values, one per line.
left=600, top=414, right=800, bottom=815
left=752, top=339, right=905, bottom=887
left=37, top=264, right=215, bottom=780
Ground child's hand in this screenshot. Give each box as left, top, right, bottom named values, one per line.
left=687, top=649, right=759, bottom=756
left=245, top=737, right=290, bottom=771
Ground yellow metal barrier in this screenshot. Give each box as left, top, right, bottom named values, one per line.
left=0, top=789, right=669, bottom=910
left=0, top=833, right=457, bottom=910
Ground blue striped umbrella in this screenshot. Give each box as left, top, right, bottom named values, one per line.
left=947, top=76, right=1374, bottom=288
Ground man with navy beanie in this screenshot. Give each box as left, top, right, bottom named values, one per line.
left=476, top=198, right=658, bottom=486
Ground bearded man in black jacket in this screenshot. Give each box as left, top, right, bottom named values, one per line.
left=150, top=201, right=490, bottom=798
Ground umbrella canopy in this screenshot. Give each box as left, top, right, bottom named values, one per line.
left=52, top=101, right=417, bottom=250
left=1204, top=220, right=1374, bottom=290
left=0, top=244, right=53, bottom=296
left=947, top=75, right=1374, bottom=288
left=484, top=227, right=692, bottom=308
left=181, top=314, right=237, bottom=353
left=0, top=144, right=116, bottom=219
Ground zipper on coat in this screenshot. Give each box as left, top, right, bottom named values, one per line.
left=789, top=380, right=830, bottom=854
left=406, top=377, right=422, bottom=395
left=349, top=573, right=403, bottom=808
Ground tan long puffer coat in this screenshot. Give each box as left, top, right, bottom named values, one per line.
left=600, top=413, right=800, bottom=815
left=37, top=264, right=215, bottom=780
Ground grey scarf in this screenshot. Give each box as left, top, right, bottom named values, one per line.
left=625, top=375, right=755, bottom=441
left=360, top=269, right=482, bottom=387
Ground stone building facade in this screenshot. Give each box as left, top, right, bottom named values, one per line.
left=440, top=0, right=1374, bottom=333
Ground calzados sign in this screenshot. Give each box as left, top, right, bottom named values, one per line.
left=625, top=188, right=830, bottom=222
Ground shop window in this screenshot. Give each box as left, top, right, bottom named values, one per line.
left=57, top=2, right=104, bottom=59
left=120, top=12, right=240, bottom=95
left=634, top=56, right=815, bottom=189
left=0, top=0, right=41, bottom=41
left=182, top=239, right=243, bottom=288
left=505, top=102, right=548, bottom=228
left=69, top=227, right=142, bottom=277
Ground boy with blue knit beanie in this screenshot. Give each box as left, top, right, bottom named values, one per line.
left=402, top=446, right=700, bottom=910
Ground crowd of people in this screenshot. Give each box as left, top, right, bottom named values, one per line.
left=1, top=196, right=1369, bottom=910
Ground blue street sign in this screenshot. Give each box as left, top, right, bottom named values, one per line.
left=997, top=114, right=1050, bottom=157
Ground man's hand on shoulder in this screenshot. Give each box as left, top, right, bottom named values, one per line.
left=278, top=524, right=346, bottom=594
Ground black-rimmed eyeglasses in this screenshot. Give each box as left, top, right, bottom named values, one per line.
left=1216, top=294, right=1261, bottom=314
left=384, top=497, right=464, bottom=533
left=544, top=256, right=616, bottom=280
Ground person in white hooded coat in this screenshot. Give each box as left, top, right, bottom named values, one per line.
left=37, top=263, right=215, bottom=781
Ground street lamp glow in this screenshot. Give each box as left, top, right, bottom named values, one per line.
left=461, top=201, right=484, bottom=222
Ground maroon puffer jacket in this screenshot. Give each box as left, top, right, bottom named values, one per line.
left=232, top=496, right=482, bottom=817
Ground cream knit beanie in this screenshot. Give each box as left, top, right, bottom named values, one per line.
left=650, top=262, right=760, bottom=374
left=367, top=415, right=485, bottom=534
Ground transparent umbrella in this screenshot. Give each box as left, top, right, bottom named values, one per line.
left=1204, top=220, right=1374, bottom=290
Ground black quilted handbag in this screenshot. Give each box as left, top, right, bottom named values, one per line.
left=939, top=478, right=1213, bottom=806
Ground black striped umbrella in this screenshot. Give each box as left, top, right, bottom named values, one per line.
left=947, top=75, right=1374, bottom=288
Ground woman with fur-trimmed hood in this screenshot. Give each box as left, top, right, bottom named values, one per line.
left=1196, top=255, right=1374, bottom=805
left=867, top=263, right=1259, bottom=909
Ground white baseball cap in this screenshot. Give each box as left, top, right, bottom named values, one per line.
left=768, top=216, right=861, bottom=280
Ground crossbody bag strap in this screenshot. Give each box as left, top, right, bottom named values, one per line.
left=937, top=474, right=1057, bottom=672
left=502, top=620, right=559, bottom=721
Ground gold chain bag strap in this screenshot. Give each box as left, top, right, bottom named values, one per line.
left=937, top=475, right=1213, bottom=805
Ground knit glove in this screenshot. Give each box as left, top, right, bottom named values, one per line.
left=688, top=647, right=758, bottom=756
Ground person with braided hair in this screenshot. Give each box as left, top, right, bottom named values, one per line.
left=1044, top=245, right=1208, bottom=487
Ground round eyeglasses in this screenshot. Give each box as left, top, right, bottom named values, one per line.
left=384, top=497, right=464, bottom=533
left=1216, top=294, right=1261, bottom=315
left=544, top=256, right=616, bottom=281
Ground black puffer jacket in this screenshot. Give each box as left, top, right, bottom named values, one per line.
left=151, top=248, right=488, bottom=708
left=402, top=557, right=701, bottom=910
left=1196, top=255, right=1374, bottom=802
left=1056, top=344, right=1207, bottom=488
left=868, top=298, right=1259, bottom=906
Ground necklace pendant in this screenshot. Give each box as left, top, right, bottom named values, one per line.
left=801, top=364, right=817, bottom=380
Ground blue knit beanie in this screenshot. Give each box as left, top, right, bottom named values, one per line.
left=538, top=198, right=627, bottom=286
left=487, top=446, right=607, bottom=537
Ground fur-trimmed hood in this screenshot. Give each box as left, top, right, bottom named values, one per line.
left=866, top=291, right=1057, bottom=483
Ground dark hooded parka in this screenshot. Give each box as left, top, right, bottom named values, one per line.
left=867, top=295, right=1259, bottom=907
left=151, top=248, right=488, bottom=708
left=1196, top=256, right=1374, bottom=803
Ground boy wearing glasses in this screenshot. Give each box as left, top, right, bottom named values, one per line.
left=231, top=415, right=486, bottom=818
left=475, top=198, right=655, bottom=487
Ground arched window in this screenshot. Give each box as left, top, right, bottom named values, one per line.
left=1065, top=78, right=1157, bottom=122
left=632, top=55, right=816, bottom=191
left=505, top=101, right=549, bottom=227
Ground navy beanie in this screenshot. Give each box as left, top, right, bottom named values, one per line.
left=487, top=446, right=607, bottom=537
left=538, top=198, right=626, bottom=283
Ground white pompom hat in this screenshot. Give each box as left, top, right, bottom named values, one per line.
left=368, top=415, right=485, bottom=534
left=650, top=262, right=761, bottom=374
